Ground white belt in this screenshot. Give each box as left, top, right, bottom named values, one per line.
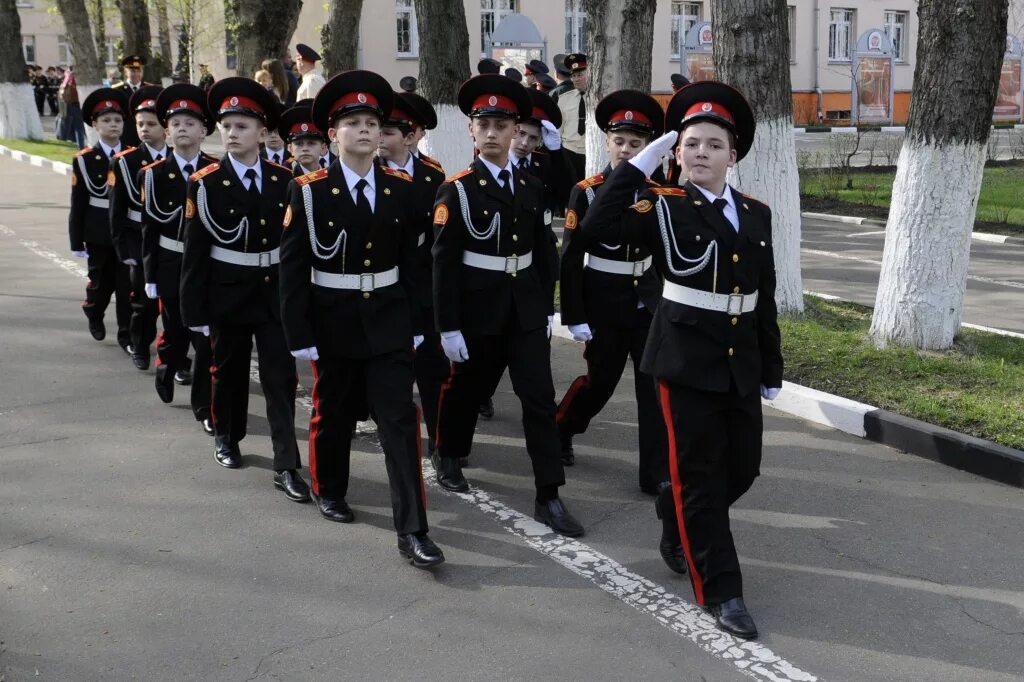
left=584, top=253, right=652, bottom=277
left=210, top=245, right=280, bottom=267
left=312, top=266, right=399, bottom=291
left=417, top=232, right=426, bottom=247
left=88, top=196, right=109, bottom=209
left=662, top=281, right=758, bottom=315
left=127, top=209, right=142, bottom=222
left=462, top=250, right=533, bottom=274
left=159, top=235, right=184, bottom=253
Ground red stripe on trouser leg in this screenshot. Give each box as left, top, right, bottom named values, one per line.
left=308, top=360, right=323, bottom=498
left=433, top=361, right=456, bottom=449
left=658, top=379, right=704, bottom=605
left=555, top=342, right=593, bottom=424
left=414, top=404, right=427, bottom=505
left=154, top=330, right=166, bottom=367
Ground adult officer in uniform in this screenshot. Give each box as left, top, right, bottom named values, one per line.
left=557, top=90, right=668, bottom=495
left=279, top=71, right=444, bottom=568
left=581, top=82, right=783, bottom=640
left=556, top=53, right=588, bottom=184
left=112, top=55, right=157, bottom=147
left=548, top=54, right=574, bottom=102
left=430, top=75, right=583, bottom=537
left=180, top=77, right=310, bottom=503
left=295, top=44, right=326, bottom=101
left=141, top=84, right=217, bottom=435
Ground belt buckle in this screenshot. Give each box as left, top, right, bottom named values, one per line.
left=504, top=255, right=519, bottom=274
left=727, top=293, right=744, bottom=315
left=632, top=260, right=646, bottom=277
left=360, top=273, right=375, bottom=292
left=258, top=252, right=271, bottom=268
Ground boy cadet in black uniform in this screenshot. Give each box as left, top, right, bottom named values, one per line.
left=110, top=86, right=166, bottom=371
left=278, top=100, right=327, bottom=177
left=179, top=77, right=310, bottom=504
left=69, top=89, right=132, bottom=350
left=581, top=82, right=783, bottom=639
left=279, top=71, right=444, bottom=568
left=141, top=84, right=217, bottom=435
left=430, top=75, right=584, bottom=538
left=557, top=90, right=669, bottom=494
left=510, top=88, right=572, bottom=220
left=376, top=91, right=449, bottom=461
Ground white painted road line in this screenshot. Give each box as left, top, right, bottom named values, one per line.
left=3, top=221, right=823, bottom=682
left=843, top=231, right=886, bottom=238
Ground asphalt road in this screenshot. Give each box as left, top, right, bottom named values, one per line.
left=2, top=155, right=1023, bottom=681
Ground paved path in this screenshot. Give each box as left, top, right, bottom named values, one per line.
left=1, top=155, right=1023, bottom=681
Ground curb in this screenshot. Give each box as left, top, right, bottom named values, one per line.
left=801, top=211, right=1024, bottom=245
left=0, top=143, right=72, bottom=176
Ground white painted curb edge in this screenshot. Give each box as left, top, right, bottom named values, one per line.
left=0, top=143, right=72, bottom=176
left=802, top=211, right=867, bottom=225
left=801, top=211, right=1019, bottom=244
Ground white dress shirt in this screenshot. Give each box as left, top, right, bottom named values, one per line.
left=173, top=151, right=200, bottom=175
left=693, top=183, right=740, bottom=232
left=341, top=162, right=376, bottom=211
left=228, top=154, right=262, bottom=192
left=145, top=144, right=167, bottom=161
left=476, top=156, right=516, bottom=195
left=98, top=141, right=121, bottom=158
left=386, top=154, right=415, bottom=178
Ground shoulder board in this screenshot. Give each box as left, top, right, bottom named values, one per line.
left=200, top=153, right=218, bottom=162
left=141, top=157, right=167, bottom=172
left=576, top=173, right=605, bottom=190
left=419, top=152, right=438, bottom=165
left=190, top=163, right=220, bottom=182
left=381, top=166, right=412, bottom=182
left=267, top=160, right=292, bottom=172
left=74, top=146, right=94, bottom=158
left=740, top=193, right=769, bottom=210
left=651, top=187, right=686, bottom=197
left=295, top=168, right=329, bottom=186
left=445, top=167, right=474, bottom=183
left=113, top=147, right=137, bottom=159
left=421, top=157, right=445, bottom=174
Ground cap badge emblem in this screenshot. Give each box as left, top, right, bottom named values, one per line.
left=625, top=111, right=634, bottom=121
left=488, top=96, right=498, bottom=106
left=105, top=101, right=112, bottom=107
left=179, top=100, right=188, bottom=108
left=357, top=93, right=367, bottom=104
left=300, top=123, right=308, bottom=131
left=230, top=97, right=239, bottom=106
left=701, top=103, right=713, bottom=112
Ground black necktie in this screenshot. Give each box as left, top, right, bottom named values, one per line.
left=319, top=157, right=327, bottom=168
left=108, top=147, right=116, bottom=158
left=518, top=157, right=529, bottom=172
left=183, top=163, right=194, bottom=178
left=354, top=178, right=372, bottom=219
left=271, top=153, right=280, bottom=165
left=577, top=94, right=586, bottom=136
left=713, top=198, right=728, bottom=214
left=244, top=168, right=260, bottom=198
left=497, top=169, right=513, bottom=202
left=154, top=153, right=163, bottom=162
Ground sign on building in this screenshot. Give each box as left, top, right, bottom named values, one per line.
left=683, top=21, right=715, bottom=83
left=487, top=14, right=547, bottom=76
left=994, top=34, right=1023, bottom=123
left=852, top=29, right=895, bottom=125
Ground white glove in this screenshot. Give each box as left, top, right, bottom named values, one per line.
left=71, top=250, right=89, bottom=258
left=189, top=325, right=210, bottom=337
left=760, top=385, right=781, bottom=401
left=568, top=323, right=592, bottom=343
left=413, top=335, right=424, bottom=350
left=540, top=120, right=562, bottom=151
left=629, top=130, right=679, bottom=177
left=144, top=283, right=158, bottom=299
left=123, top=258, right=138, bottom=266
left=440, top=330, right=469, bottom=363
left=546, top=315, right=554, bottom=340
left=291, top=346, right=319, bottom=361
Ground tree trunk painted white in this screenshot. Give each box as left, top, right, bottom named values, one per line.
left=418, top=103, right=473, bottom=176
left=869, top=142, right=986, bottom=349
left=729, top=117, right=803, bottom=311
left=584, top=117, right=608, bottom=176
left=0, top=84, right=45, bottom=140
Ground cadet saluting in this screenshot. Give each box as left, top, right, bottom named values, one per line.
left=581, top=82, right=783, bottom=640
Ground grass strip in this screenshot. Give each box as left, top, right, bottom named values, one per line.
left=0, top=138, right=80, bottom=165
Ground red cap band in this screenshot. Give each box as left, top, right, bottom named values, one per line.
left=219, top=96, right=264, bottom=116
left=168, top=99, right=204, bottom=116
left=388, top=105, right=417, bottom=126
left=684, top=101, right=734, bottom=126
left=471, top=94, right=517, bottom=114
left=136, top=98, right=157, bottom=111
left=289, top=122, right=322, bottom=137
left=530, top=106, right=551, bottom=122
left=329, top=91, right=381, bottom=119
left=609, top=109, right=653, bottom=128
left=98, top=100, right=123, bottom=113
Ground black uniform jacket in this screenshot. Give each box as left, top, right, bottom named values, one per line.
left=279, top=163, right=422, bottom=359
left=521, top=148, right=572, bottom=215
left=560, top=167, right=663, bottom=329
left=109, top=144, right=158, bottom=261
left=180, top=156, right=293, bottom=328
left=581, top=163, right=783, bottom=397
left=431, top=158, right=557, bottom=336
left=140, top=152, right=218, bottom=291
left=69, top=146, right=115, bottom=250
left=397, top=154, right=445, bottom=331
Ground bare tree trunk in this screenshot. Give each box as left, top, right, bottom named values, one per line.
left=235, top=0, right=303, bottom=79
left=869, top=0, right=1008, bottom=350
left=581, top=0, right=657, bottom=175
left=711, top=0, right=804, bottom=313
left=413, top=0, right=472, bottom=173
left=154, top=0, right=175, bottom=79
left=91, top=0, right=106, bottom=66
left=118, top=0, right=154, bottom=60
left=56, top=0, right=105, bottom=84
left=322, top=0, right=364, bottom=77
left=0, top=0, right=44, bottom=139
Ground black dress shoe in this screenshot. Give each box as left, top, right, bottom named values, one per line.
left=131, top=351, right=150, bottom=370
left=273, top=469, right=311, bottom=503
left=534, top=498, right=584, bottom=537
left=397, top=532, right=445, bottom=568
left=431, top=451, right=469, bottom=492
left=214, top=440, right=242, bottom=469
left=655, top=487, right=688, bottom=574
left=174, top=369, right=192, bottom=385
left=707, top=597, right=758, bottom=639
left=88, top=318, right=106, bottom=340
left=201, top=418, right=215, bottom=436
left=316, top=496, right=354, bottom=522
left=478, top=397, right=494, bottom=420
left=155, top=367, right=174, bottom=403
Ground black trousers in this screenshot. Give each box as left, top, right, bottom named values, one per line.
left=436, top=324, right=565, bottom=492
left=562, top=149, right=586, bottom=185
left=556, top=309, right=668, bottom=491
left=414, top=331, right=449, bottom=446
left=123, top=231, right=158, bottom=353
left=82, top=243, right=131, bottom=346
left=308, top=349, right=428, bottom=535
left=210, top=321, right=300, bottom=471
left=156, top=291, right=211, bottom=421
left=657, top=379, right=762, bottom=606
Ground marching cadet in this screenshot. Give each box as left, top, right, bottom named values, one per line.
left=261, top=128, right=290, bottom=167
left=140, top=84, right=217, bottom=436
left=523, top=59, right=549, bottom=89
left=111, top=55, right=157, bottom=147
left=376, top=90, right=448, bottom=462
left=69, top=88, right=133, bottom=351
left=109, top=86, right=166, bottom=371
left=179, top=77, right=310, bottom=504
left=556, top=90, right=668, bottom=494
left=510, top=88, right=572, bottom=223
left=430, top=75, right=584, bottom=538
left=581, top=82, right=783, bottom=639
left=279, top=71, right=445, bottom=568
left=278, top=100, right=328, bottom=177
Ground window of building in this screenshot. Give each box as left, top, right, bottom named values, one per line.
left=481, top=0, right=516, bottom=53
left=397, top=0, right=419, bottom=57
left=788, top=5, right=796, bottom=63
left=884, top=10, right=907, bottom=62
left=565, top=0, right=587, bottom=53
left=828, top=8, right=854, bottom=62
left=58, top=35, right=71, bottom=65
left=670, top=2, right=702, bottom=59
left=22, top=35, right=36, bottom=64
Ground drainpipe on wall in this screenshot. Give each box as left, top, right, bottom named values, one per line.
left=813, top=0, right=822, bottom=122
